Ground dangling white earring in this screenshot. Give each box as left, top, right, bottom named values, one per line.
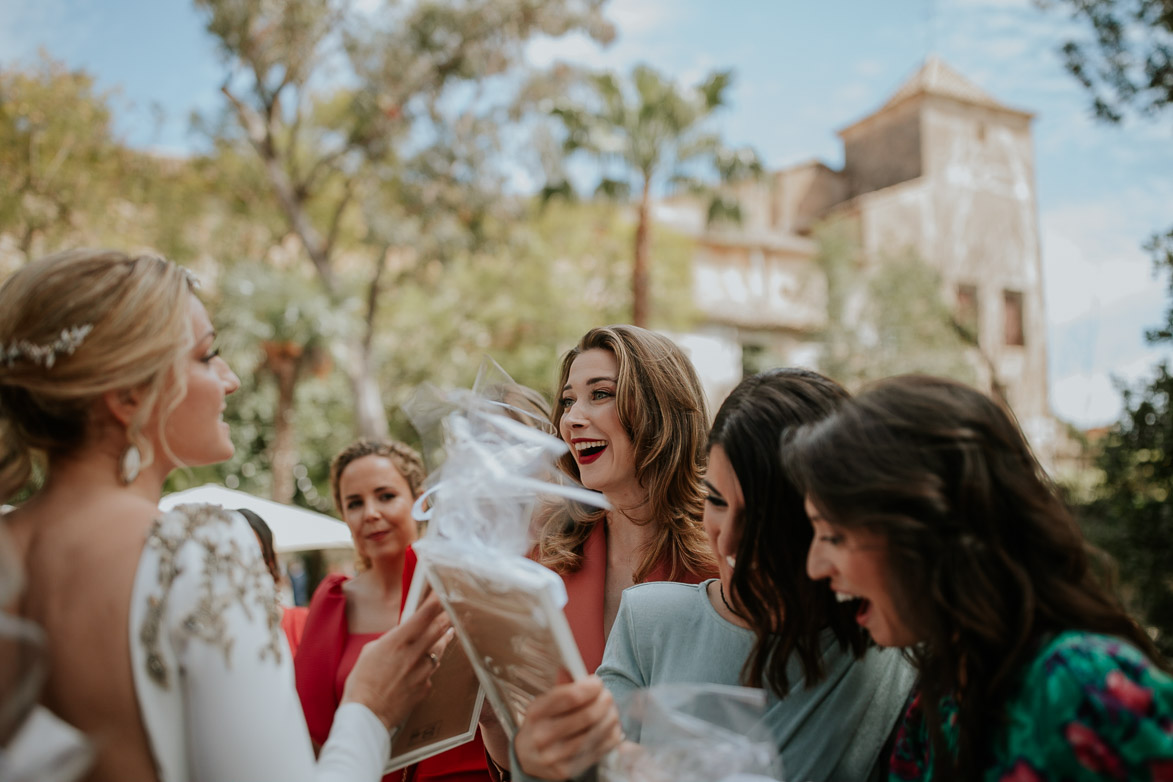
left=725, top=555, right=736, bottom=569
left=120, top=444, right=141, bottom=485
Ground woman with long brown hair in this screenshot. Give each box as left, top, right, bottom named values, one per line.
left=481, top=325, right=717, bottom=776
left=792, top=374, right=1173, bottom=781
left=536, top=325, right=717, bottom=667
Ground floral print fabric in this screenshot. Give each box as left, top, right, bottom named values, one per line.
left=888, top=632, right=1173, bottom=781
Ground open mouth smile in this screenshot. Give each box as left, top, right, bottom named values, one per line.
left=573, top=439, right=607, bottom=465
left=835, top=591, right=872, bottom=626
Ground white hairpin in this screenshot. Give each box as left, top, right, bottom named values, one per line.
left=1, top=324, right=94, bottom=369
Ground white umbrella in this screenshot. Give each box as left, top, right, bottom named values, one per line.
left=160, top=484, right=354, bottom=553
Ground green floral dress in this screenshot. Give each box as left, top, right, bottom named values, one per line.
left=888, top=632, right=1173, bottom=781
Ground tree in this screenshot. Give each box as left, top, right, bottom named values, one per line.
left=1041, top=0, right=1173, bottom=123
left=547, top=64, right=760, bottom=327
left=814, top=218, right=978, bottom=390
left=194, top=0, right=614, bottom=438
left=1040, top=0, right=1173, bottom=652
left=371, top=196, right=699, bottom=428
left=1078, top=248, right=1173, bottom=656
left=0, top=53, right=128, bottom=260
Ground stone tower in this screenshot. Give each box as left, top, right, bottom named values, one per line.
left=678, top=56, right=1060, bottom=460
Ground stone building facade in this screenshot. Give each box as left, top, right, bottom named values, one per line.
left=671, top=57, right=1064, bottom=464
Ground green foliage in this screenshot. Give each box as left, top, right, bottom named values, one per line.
left=0, top=53, right=127, bottom=258
left=195, top=0, right=617, bottom=436
left=1040, top=0, right=1173, bottom=653
left=1077, top=237, right=1173, bottom=655
left=166, top=259, right=357, bottom=508
left=373, top=197, right=697, bottom=411
left=546, top=62, right=760, bottom=325
left=1040, top=0, right=1173, bottom=123
left=814, top=218, right=976, bottom=389
left=1079, top=362, right=1173, bottom=656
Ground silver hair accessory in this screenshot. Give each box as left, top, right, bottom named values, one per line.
left=1, top=324, right=94, bottom=369
left=120, top=444, right=142, bottom=485
left=181, top=267, right=201, bottom=290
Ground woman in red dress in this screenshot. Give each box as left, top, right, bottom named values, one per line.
left=296, top=439, right=489, bottom=782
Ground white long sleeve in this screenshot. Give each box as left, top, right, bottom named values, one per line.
left=130, top=504, right=393, bottom=782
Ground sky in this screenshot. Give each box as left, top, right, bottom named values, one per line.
left=2, top=0, right=1170, bottom=428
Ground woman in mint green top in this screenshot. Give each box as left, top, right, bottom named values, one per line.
left=789, top=375, right=1173, bottom=782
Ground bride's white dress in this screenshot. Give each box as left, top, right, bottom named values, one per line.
left=128, top=503, right=388, bottom=782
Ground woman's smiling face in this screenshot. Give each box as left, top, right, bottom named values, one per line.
left=557, top=348, right=638, bottom=501
left=703, top=444, right=743, bottom=601
left=805, top=497, right=919, bottom=648
left=338, top=454, right=418, bottom=565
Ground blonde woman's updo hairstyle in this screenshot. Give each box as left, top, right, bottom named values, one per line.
left=540, top=325, right=715, bottom=582
left=329, top=439, right=428, bottom=513
left=0, top=250, right=196, bottom=502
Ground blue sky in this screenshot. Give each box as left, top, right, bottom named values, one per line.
left=2, top=0, right=1170, bottom=427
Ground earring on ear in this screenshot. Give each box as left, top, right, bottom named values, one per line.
left=119, top=444, right=141, bottom=485
left=725, top=555, right=736, bottom=569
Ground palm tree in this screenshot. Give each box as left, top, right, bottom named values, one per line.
left=550, top=64, right=760, bottom=327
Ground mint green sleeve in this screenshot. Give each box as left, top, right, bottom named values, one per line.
left=596, top=591, right=648, bottom=705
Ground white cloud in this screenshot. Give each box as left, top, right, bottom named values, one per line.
left=525, top=32, right=607, bottom=69
left=1050, top=347, right=1171, bottom=428
left=608, top=0, right=675, bottom=35
left=854, top=58, right=886, bottom=79
left=1041, top=197, right=1167, bottom=326
left=524, top=0, right=679, bottom=72
left=834, top=81, right=871, bottom=106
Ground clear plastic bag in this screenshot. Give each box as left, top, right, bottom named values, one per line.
left=403, top=355, right=605, bottom=555
left=400, top=356, right=609, bottom=738
left=599, top=684, right=784, bottom=782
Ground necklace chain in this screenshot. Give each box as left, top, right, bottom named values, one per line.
left=718, top=582, right=740, bottom=617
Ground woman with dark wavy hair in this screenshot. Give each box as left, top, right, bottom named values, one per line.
left=790, top=374, right=1173, bottom=781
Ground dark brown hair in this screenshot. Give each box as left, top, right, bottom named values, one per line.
left=238, top=508, right=280, bottom=585
left=538, top=325, right=715, bottom=582
left=709, top=368, right=863, bottom=698
left=783, top=374, right=1167, bottom=780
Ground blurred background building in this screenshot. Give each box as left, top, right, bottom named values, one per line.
left=666, top=57, right=1070, bottom=468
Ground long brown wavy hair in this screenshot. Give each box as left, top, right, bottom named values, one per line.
left=783, top=374, right=1168, bottom=781
left=536, top=325, right=716, bottom=582
left=710, top=368, right=865, bottom=698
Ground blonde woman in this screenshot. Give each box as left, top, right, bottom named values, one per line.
left=0, top=250, right=450, bottom=782
left=296, top=439, right=489, bottom=782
